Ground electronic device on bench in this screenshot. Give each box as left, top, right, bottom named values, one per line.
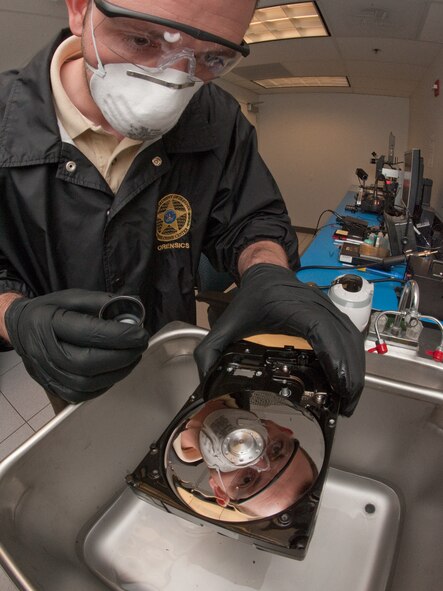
left=333, top=216, right=369, bottom=242
left=347, top=168, right=386, bottom=215
left=127, top=340, right=339, bottom=560
left=408, top=254, right=443, bottom=318
left=381, top=149, right=424, bottom=255
left=383, top=212, right=417, bottom=255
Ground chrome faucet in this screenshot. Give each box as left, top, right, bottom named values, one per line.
left=370, top=279, right=443, bottom=357
left=390, top=280, right=420, bottom=336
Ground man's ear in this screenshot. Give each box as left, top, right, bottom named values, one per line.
left=263, top=419, right=293, bottom=436
left=65, top=0, right=90, bottom=37
left=208, top=476, right=230, bottom=507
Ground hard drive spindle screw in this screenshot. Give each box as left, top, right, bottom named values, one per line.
left=278, top=513, right=291, bottom=525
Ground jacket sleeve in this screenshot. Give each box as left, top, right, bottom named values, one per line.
left=202, top=100, right=300, bottom=281
left=0, top=266, right=35, bottom=352
left=0, top=180, right=37, bottom=302
left=0, top=268, right=34, bottom=298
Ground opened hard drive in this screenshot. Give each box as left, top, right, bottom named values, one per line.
left=126, top=340, right=340, bottom=560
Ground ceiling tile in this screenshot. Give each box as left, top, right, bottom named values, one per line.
left=282, top=60, right=346, bottom=76
left=233, top=63, right=294, bottom=80
left=247, top=37, right=342, bottom=66
left=335, top=37, right=440, bottom=66
left=234, top=60, right=346, bottom=80
left=317, top=0, right=428, bottom=41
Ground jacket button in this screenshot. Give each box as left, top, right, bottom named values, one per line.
left=152, top=156, right=162, bottom=167
left=65, top=161, right=77, bottom=173
left=113, top=277, right=123, bottom=288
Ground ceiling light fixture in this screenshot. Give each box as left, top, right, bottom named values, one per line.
left=245, top=2, right=329, bottom=43
left=252, top=76, right=350, bottom=89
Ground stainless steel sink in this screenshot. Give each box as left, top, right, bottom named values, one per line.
left=365, top=325, right=443, bottom=403
left=0, top=322, right=442, bottom=591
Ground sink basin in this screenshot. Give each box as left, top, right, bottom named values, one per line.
left=0, top=322, right=442, bottom=591
left=365, top=324, right=443, bottom=403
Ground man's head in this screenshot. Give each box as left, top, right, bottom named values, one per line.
left=65, top=0, right=256, bottom=66
left=208, top=419, right=318, bottom=518
left=63, top=0, right=256, bottom=139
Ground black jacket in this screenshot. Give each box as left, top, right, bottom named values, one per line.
left=0, top=30, right=299, bottom=337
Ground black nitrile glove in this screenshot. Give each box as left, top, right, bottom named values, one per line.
left=4, top=290, right=149, bottom=403
left=194, top=264, right=365, bottom=417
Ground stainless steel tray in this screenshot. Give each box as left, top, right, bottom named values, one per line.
left=3, top=322, right=424, bottom=591
left=82, top=468, right=400, bottom=591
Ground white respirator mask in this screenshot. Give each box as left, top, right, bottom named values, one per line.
left=88, top=63, right=203, bottom=140
left=86, top=8, right=203, bottom=140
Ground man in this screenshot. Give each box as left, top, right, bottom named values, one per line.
left=174, top=397, right=317, bottom=519
left=208, top=431, right=317, bottom=519
left=0, top=0, right=365, bottom=415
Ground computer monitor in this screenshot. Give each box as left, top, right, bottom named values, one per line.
left=401, top=149, right=422, bottom=218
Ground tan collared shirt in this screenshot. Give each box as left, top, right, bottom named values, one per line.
left=50, top=36, right=144, bottom=193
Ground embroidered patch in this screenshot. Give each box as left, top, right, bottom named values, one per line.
left=156, top=194, right=192, bottom=242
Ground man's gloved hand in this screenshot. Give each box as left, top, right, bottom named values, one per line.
left=194, top=264, right=365, bottom=417
left=4, top=289, right=149, bottom=403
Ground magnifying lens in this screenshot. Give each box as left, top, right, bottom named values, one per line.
left=99, top=295, right=145, bottom=327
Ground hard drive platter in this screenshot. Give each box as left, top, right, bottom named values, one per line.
left=127, top=340, right=339, bottom=559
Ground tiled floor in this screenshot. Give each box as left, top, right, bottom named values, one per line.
left=0, top=232, right=313, bottom=590
left=0, top=567, right=18, bottom=591
left=0, top=350, right=55, bottom=462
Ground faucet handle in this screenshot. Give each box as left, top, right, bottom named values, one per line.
left=368, top=339, right=388, bottom=354
left=425, top=347, right=443, bottom=363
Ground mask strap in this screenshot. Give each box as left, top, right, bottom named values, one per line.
left=214, top=466, right=229, bottom=497
left=86, top=2, right=106, bottom=78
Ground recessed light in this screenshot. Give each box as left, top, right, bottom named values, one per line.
left=253, top=76, right=350, bottom=89
left=245, top=2, right=329, bottom=43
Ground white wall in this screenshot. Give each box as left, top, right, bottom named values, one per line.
left=256, top=94, right=409, bottom=228
left=409, top=49, right=443, bottom=219
left=0, top=1, right=68, bottom=72
left=215, top=79, right=260, bottom=128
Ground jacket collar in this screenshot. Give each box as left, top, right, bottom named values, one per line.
left=0, top=30, right=69, bottom=167
left=0, top=30, right=219, bottom=168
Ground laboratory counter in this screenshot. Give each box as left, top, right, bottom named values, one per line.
left=298, top=189, right=406, bottom=312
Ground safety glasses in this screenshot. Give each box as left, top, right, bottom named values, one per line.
left=93, top=0, right=249, bottom=81
left=230, top=438, right=300, bottom=503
